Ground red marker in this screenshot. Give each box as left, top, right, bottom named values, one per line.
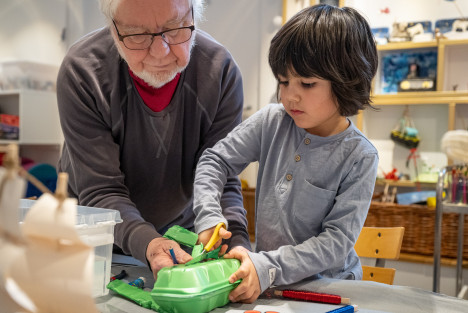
left=274, top=290, right=350, bottom=305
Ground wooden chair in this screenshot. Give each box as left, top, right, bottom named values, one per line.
left=354, top=226, right=405, bottom=285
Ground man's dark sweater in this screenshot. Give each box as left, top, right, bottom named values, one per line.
left=57, top=27, right=250, bottom=264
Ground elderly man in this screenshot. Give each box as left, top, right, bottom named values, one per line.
left=56, top=0, right=250, bottom=278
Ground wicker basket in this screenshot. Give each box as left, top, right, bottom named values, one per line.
left=365, top=202, right=468, bottom=260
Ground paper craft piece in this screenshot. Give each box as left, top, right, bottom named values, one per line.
left=1, top=240, right=33, bottom=313
left=8, top=193, right=99, bottom=313
left=0, top=167, right=26, bottom=238
left=0, top=147, right=31, bottom=313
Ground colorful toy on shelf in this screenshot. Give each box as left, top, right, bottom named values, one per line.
left=390, top=107, right=420, bottom=149
left=435, top=0, right=468, bottom=40
left=389, top=21, right=433, bottom=43
left=384, top=168, right=399, bottom=181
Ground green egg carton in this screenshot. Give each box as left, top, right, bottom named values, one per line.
left=151, top=258, right=240, bottom=313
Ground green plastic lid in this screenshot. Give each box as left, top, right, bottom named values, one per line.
left=151, top=258, right=240, bottom=313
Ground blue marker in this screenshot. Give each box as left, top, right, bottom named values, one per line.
left=326, top=304, right=356, bottom=313
left=169, top=248, right=179, bottom=264
left=128, top=277, right=145, bottom=288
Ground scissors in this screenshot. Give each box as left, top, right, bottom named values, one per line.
left=186, top=222, right=226, bottom=265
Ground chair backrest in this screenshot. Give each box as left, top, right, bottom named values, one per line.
left=355, top=226, right=405, bottom=285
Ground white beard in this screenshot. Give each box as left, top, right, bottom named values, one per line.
left=133, top=65, right=185, bottom=88
left=116, top=37, right=196, bottom=88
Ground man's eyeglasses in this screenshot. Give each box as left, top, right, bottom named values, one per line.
left=112, top=8, right=195, bottom=50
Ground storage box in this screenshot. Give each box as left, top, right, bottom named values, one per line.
left=19, top=199, right=122, bottom=297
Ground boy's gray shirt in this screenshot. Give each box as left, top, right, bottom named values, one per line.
left=57, top=27, right=250, bottom=264
left=194, top=103, right=379, bottom=292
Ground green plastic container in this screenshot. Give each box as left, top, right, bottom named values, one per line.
left=151, top=258, right=240, bottom=313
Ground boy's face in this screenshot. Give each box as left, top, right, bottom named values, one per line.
left=278, top=71, right=348, bottom=137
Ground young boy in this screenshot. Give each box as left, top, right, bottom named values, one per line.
left=193, top=4, right=379, bottom=303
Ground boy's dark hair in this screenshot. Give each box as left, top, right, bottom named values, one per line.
left=269, top=4, right=378, bottom=116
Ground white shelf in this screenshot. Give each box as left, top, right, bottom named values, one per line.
left=0, top=89, right=63, bottom=166
left=0, top=89, right=63, bottom=145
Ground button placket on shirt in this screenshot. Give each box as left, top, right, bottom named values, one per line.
left=284, top=136, right=309, bottom=183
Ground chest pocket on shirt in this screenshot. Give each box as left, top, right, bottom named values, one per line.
left=292, top=180, right=336, bottom=227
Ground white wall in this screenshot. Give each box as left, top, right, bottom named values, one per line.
left=199, top=0, right=282, bottom=187
left=0, top=0, right=103, bottom=65
left=0, top=0, right=67, bottom=65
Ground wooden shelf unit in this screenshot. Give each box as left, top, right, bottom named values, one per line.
left=357, top=91, right=468, bottom=131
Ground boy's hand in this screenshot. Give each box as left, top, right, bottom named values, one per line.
left=224, top=248, right=261, bottom=303
left=146, top=237, right=192, bottom=279
left=198, top=224, right=232, bottom=255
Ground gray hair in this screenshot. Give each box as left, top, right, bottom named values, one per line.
left=99, top=0, right=205, bottom=25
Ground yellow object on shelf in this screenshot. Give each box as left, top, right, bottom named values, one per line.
left=427, top=197, right=436, bottom=208
left=241, top=179, right=249, bottom=190
left=427, top=192, right=446, bottom=208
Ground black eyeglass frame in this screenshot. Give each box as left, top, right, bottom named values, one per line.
left=112, top=8, right=195, bottom=50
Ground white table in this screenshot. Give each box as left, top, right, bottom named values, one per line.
left=95, top=262, right=468, bottom=313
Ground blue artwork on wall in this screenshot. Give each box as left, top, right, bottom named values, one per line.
left=381, top=49, right=438, bottom=93
left=435, top=18, right=457, bottom=33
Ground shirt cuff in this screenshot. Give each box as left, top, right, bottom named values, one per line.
left=248, top=251, right=274, bottom=293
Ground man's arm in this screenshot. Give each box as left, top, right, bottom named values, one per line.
left=56, top=53, right=172, bottom=266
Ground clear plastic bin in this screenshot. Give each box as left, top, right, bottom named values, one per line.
left=19, top=199, right=122, bottom=297
left=0, top=61, right=59, bottom=91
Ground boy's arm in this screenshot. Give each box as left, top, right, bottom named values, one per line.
left=193, top=110, right=266, bottom=241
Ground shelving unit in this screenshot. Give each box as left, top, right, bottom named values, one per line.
left=361, top=38, right=468, bottom=124
left=355, top=39, right=468, bottom=178
left=0, top=89, right=63, bottom=165
left=357, top=91, right=468, bottom=132
left=376, top=178, right=436, bottom=189
left=433, top=165, right=468, bottom=298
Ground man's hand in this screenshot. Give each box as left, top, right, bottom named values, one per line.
left=146, top=237, right=192, bottom=280
left=223, top=247, right=261, bottom=303
left=198, top=224, right=232, bottom=255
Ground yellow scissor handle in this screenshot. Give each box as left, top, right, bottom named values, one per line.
left=204, top=222, right=226, bottom=252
